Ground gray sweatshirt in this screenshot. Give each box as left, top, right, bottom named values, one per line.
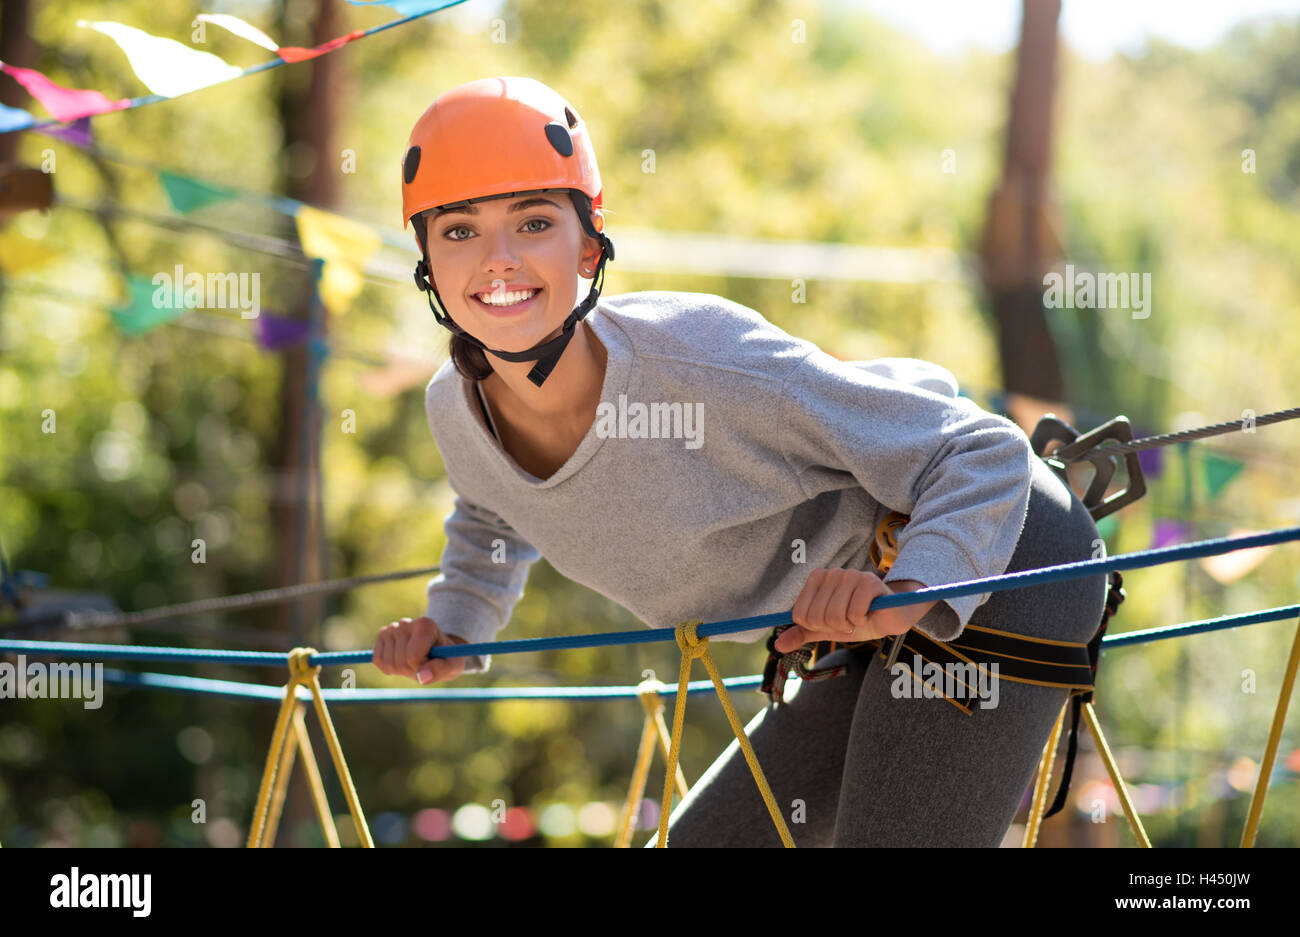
left=423, top=290, right=1034, bottom=674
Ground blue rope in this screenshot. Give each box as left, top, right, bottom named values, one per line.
left=1101, top=603, right=1300, bottom=648
left=2, top=598, right=1277, bottom=709
left=2, top=525, right=1296, bottom=667
left=0, top=641, right=286, bottom=666
left=318, top=524, right=1300, bottom=666
left=79, top=603, right=1300, bottom=704
left=96, top=667, right=764, bottom=703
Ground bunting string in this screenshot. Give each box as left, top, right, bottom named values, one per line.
left=0, top=2, right=470, bottom=135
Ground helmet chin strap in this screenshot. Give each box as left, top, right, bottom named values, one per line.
left=413, top=211, right=615, bottom=388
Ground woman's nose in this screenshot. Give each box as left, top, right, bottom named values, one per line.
left=479, top=228, right=521, bottom=273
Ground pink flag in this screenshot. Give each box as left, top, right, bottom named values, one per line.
left=0, top=63, right=131, bottom=122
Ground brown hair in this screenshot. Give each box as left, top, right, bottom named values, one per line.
left=449, top=332, right=494, bottom=381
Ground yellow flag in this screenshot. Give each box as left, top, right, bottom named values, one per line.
left=295, top=206, right=381, bottom=314
left=0, top=231, right=61, bottom=272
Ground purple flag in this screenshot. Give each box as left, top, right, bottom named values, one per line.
left=1151, top=518, right=1189, bottom=550
left=37, top=117, right=93, bottom=147
left=256, top=312, right=309, bottom=350
left=1136, top=443, right=1163, bottom=480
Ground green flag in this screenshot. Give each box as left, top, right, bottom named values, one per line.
left=111, top=274, right=194, bottom=336
left=158, top=169, right=237, bottom=214
left=1202, top=451, right=1245, bottom=501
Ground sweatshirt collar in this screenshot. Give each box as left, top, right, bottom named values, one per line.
left=458, top=301, right=631, bottom=488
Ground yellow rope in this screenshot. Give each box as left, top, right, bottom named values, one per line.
left=293, top=648, right=374, bottom=848
left=247, top=668, right=302, bottom=848
left=1081, top=700, right=1151, bottom=847
left=1241, top=611, right=1300, bottom=847
left=615, top=681, right=665, bottom=848
left=656, top=621, right=795, bottom=848
left=247, top=648, right=373, bottom=848
left=259, top=703, right=302, bottom=847
left=1023, top=699, right=1068, bottom=847
left=291, top=704, right=341, bottom=848
left=653, top=705, right=690, bottom=800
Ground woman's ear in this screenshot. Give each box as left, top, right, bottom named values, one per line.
left=579, top=237, right=603, bottom=277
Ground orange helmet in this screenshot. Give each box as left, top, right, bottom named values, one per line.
left=402, top=77, right=615, bottom=388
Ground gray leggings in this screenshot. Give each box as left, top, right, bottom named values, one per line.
left=647, top=456, right=1110, bottom=847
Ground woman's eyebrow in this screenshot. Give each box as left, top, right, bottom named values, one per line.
left=434, top=197, right=562, bottom=219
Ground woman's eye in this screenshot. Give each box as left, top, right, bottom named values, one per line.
left=443, top=219, right=549, bottom=241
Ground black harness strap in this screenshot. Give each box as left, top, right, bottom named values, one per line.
left=758, top=568, right=1126, bottom=820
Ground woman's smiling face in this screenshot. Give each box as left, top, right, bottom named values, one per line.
left=423, top=190, right=602, bottom=355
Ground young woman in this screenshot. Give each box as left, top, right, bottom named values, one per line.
left=371, top=76, right=1109, bottom=847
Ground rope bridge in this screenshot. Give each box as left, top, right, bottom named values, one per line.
left=2, top=525, right=1298, bottom=849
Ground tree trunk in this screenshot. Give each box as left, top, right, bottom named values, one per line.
left=980, top=0, right=1072, bottom=434
left=262, top=0, right=345, bottom=846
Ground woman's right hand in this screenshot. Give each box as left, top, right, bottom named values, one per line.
left=372, top=616, right=468, bottom=685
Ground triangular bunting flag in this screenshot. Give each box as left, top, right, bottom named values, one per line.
left=1151, top=518, right=1189, bottom=550
left=194, top=14, right=281, bottom=52
left=78, top=20, right=243, bottom=97
left=37, top=116, right=94, bottom=147
left=1136, top=442, right=1164, bottom=480
left=0, top=231, right=61, bottom=272
left=158, top=170, right=238, bottom=214
left=111, top=273, right=196, bottom=336
left=256, top=312, right=310, bottom=350
left=0, top=62, right=132, bottom=121
left=295, top=205, right=380, bottom=313
left=1202, top=451, right=1245, bottom=501
left=277, top=31, right=368, bottom=64
left=0, top=101, right=35, bottom=133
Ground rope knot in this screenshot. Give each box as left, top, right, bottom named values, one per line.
left=287, top=646, right=320, bottom=682
left=635, top=678, right=666, bottom=716
left=674, top=619, right=708, bottom=659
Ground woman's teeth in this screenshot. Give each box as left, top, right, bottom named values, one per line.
left=477, top=289, right=538, bottom=306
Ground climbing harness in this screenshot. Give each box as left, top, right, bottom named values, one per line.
left=757, top=412, right=1145, bottom=822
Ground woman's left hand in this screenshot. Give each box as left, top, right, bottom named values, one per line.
left=773, top=569, right=938, bottom=654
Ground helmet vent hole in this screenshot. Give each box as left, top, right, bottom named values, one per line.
left=544, top=122, right=574, bottom=157
left=403, top=145, right=421, bottom=184
left=565, top=106, right=578, bottom=129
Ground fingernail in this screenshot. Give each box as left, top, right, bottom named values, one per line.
left=417, top=670, right=432, bottom=685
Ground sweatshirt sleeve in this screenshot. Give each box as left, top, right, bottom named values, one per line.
left=777, top=349, right=1033, bottom=641
left=424, top=493, right=541, bottom=675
